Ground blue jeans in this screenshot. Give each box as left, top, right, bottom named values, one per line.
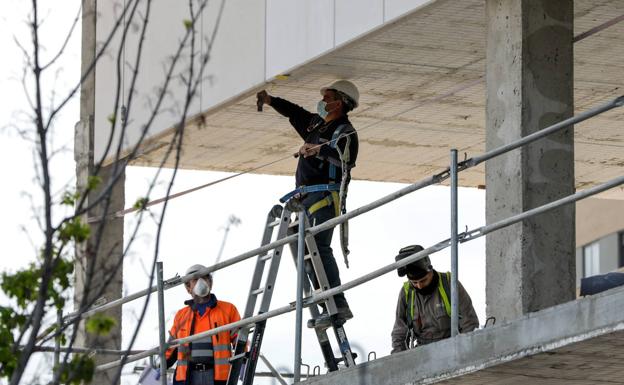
left=298, top=191, right=349, bottom=310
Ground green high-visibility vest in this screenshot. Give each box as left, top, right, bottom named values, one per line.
left=403, top=271, right=452, bottom=328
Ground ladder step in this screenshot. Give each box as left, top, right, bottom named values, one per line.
left=260, top=251, right=274, bottom=261
left=251, top=288, right=265, bottom=296
left=268, top=219, right=281, bottom=228
left=230, top=352, right=247, bottom=362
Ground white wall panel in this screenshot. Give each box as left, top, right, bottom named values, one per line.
left=266, top=0, right=334, bottom=77
left=199, top=0, right=265, bottom=110
left=94, top=0, right=431, bottom=163
left=335, top=0, right=383, bottom=45
left=94, top=0, right=265, bottom=163
left=385, top=0, right=430, bottom=21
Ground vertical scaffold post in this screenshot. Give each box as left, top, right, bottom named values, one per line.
left=294, top=209, right=306, bottom=383
left=450, top=149, right=459, bottom=337
left=156, top=262, right=168, bottom=385
left=54, top=309, right=62, bottom=370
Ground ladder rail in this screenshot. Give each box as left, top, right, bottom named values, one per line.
left=230, top=202, right=356, bottom=385
left=228, top=205, right=286, bottom=385
left=242, top=205, right=283, bottom=319
left=256, top=209, right=291, bottom=313
left=301, top=216, right=339, bottom=315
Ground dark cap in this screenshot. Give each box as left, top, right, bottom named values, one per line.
left=395, top=245, right=432, bottom=278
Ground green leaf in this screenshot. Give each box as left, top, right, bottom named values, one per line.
left=85, top=314, right=117, bottom=336
left=59, top=354, right=95, bottom=384
left=183, top=19, right=193, bottom=30
left=133, top=197, right=149, bottom=211
left=0, top=317, right=19, bottom=377
left=59, top=218, right=91, bottom=244
left=87, top=175, right=102, bottom=191
left=107, top=113, right=116, bottom=124
left=1, top=269, right=39, bottom=308
left=61, top=191, right=80, bottom=206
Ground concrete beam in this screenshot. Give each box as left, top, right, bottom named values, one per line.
left=485, top=0, right=575, bottom=321
left=303, top=286, right=624, bottom=385
left=75, top=1, right=124, bottom=382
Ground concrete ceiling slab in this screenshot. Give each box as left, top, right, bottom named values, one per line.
left=132, top=0, right=624, bottom=199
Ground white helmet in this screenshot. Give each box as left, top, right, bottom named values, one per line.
left=321, top=80, right=359, bottom=109
left=183, top=264, right=211, bottom=283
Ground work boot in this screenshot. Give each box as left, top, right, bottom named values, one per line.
left=308, top=307, right=353, bottom=329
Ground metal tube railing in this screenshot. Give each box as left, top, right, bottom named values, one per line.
left=156, top=262, right=167, bottom=385
left=259, top=354, right=289, bottom=385
left=46, top=93, right=616, bottom=374
left=96, top=171, right=624, bottom=372
left=450, top=149, right=459, bottom=337
left=61, top=95, right=624, bottom=332
left=464, top=95, right=624, bottom=168
left=461, top=174, right=624, bottom=243
left=54, top=309, right=62, bottom=370
left=60, top=173, right=443, bottom=328
left=32, top=345, right=144, bottom=355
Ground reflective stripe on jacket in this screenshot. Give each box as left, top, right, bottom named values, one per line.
left=403, top=272, right=452, bottom=324
left=166, top=299, right=241, bottom=381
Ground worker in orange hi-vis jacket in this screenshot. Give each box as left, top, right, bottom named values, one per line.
left=165, top=264, right=241, bottom=385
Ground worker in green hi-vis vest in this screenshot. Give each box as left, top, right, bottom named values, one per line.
left=391, top=245, right=479, bottom=353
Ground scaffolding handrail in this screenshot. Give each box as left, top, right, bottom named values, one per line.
left=59, top=94, right=622, bottom=328
left=38, top=94, right=621, bottom=370
left=60, top=172, right=443, bottom=325
left=96, top=172, right=624, bottom=372
left=464, top=95, right=624, bottom=168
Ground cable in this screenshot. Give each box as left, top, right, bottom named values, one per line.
left=109, top=17, right=621, bottom=219
left=109, top=75, right=484, bottom=219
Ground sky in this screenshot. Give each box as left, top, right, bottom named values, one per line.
left=0, top=1, right=485, bottom=384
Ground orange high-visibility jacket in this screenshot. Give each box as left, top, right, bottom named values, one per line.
left=166, top=297, right=241, bottom=382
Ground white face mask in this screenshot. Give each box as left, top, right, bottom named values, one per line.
left=192, top=278, right=211, bottom=297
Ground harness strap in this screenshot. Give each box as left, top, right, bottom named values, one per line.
left=331, top=124, right=352, bottom=266
left=279, top=183, right=341, bottom=203
left=307, top=191, right=340, bottom=217
left=328, top=124, right=349, bottom=181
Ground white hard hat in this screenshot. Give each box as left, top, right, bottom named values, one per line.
left=321, top=80, right=359, bottom=109
left=183, top=264, right=210, bottom=283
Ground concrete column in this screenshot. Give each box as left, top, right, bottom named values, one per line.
left=485, top=0, right=575, bottom=322
left=75, top=0, right=124, bottom=383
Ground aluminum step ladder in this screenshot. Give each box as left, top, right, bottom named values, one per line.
left=227, top=202, right=356, bottom=385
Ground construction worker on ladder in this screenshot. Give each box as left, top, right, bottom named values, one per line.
left=391, top=245, right=479, bottom=353
left=165, top=264, right=241, bottom=385
left=256, top=80, right=359, bottom=328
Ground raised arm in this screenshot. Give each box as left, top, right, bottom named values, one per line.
left=257, top=90, right=315, bottom=140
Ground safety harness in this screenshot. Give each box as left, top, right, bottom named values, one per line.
left=403, top=271, right=452, bottom=348
left=279, top=124, right=352, bottom=266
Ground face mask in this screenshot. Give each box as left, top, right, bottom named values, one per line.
left=318, top=99, right=340, bottom=119
left=193, top=278, right=211, bottom=297
left=317, top=100, right=329, bottom=119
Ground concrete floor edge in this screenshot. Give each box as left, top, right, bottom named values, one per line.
left=303, top=285, right=624, bottom=385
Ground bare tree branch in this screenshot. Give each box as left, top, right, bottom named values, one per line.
left=40, top=5, right=82, bottom=71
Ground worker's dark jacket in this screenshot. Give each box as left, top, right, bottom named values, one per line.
left=270, top=97, right=358, bottom=187
left=391, top=271, right=479, bottom=353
